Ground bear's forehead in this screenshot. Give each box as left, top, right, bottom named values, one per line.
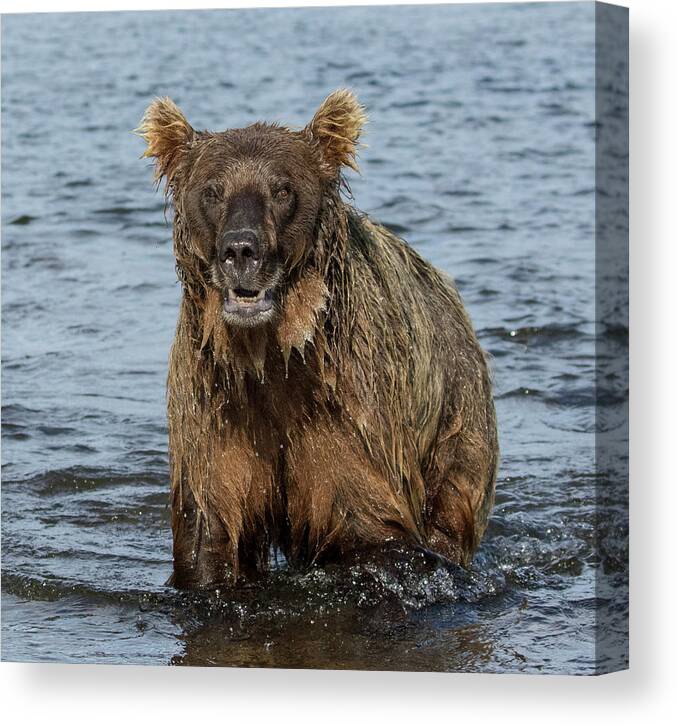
left=191, top=124, right=310, bottom=168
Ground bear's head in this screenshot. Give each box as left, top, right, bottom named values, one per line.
left=138, top=89, right=366, bottom=329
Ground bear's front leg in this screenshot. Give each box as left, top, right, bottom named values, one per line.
left=169, top=480, right=233, bottom=589
left=168, top=429, right=279, bottom=588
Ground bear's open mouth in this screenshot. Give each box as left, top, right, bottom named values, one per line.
left=223, top=287, right=274, bottom=319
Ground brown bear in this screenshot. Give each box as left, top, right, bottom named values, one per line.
left=137, top=89, right=498, bottom=589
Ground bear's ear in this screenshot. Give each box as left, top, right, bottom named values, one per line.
left=305, top=89, right=367, bottom=175
left=136, top=97, right=195, bottom=186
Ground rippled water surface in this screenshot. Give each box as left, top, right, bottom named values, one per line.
left=1, top=3, right=628, bottom=673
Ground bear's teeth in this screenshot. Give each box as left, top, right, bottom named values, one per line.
left=229, top=288, right=266, bottom=304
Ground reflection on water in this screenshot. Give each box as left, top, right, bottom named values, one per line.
left=1, top=3, right=627, bottom=673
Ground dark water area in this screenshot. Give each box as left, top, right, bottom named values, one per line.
left=1, top=3, right=628, bottom=673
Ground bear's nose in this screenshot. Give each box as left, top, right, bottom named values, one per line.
left=219, top=229, right=262, bottom=276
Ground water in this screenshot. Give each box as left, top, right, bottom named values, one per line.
left=1, top=3, right=628, bottom=673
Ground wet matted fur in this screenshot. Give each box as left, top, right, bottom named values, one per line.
left=137, top=89, right=498, bottom=588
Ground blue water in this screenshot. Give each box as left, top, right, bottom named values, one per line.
left=1, top=3, right=627, bottom=672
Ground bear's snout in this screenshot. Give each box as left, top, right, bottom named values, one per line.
left=219, top=228, right=263, bottom=279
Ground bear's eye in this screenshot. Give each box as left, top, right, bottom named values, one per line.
left=202, top=186, right=220, bottom=204
left=273, top=186, right=291, bottom=202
